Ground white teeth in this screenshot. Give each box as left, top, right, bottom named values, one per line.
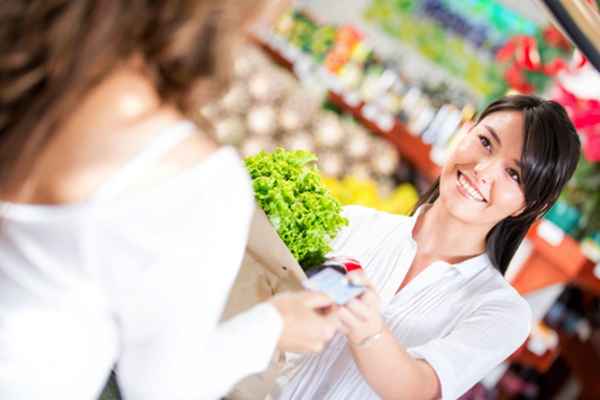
left=458, top=174, right=484, bottom=202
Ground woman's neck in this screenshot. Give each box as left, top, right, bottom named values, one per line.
left=58, top=60, right=180, bottom=139
left=412, top=201, right=490, bottom=264
left=6, top=61, right=189, bottom=204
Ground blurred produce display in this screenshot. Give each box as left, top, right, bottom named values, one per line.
left=559, top=157, right=600, bottom=257
left=255, top=10, right=476, bottom=169
left=201, top=44, right=419, bottom=216
left=365, top=0, right=506, bottom=99
left=323, top=176, right=419, bottom=215
left=545, top=52, right=600, bottom=258
left=364, top=0, right=573, bottom=100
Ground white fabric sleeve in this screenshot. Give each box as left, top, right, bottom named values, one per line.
left=113, top=253, right=282, bottom=400
left=0, top=308, right=118, bottom=400
left=407, top=296, right=532, bottom=400
left=99, top=152, right=266, bottom=400
left=199, top=302, right=284, bottom=399
left=114, top=270, right=283, bottom=400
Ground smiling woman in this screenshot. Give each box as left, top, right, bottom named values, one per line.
left=273, top=95, right=581, bottom=400
left=418, top=95, right=582, bottom=274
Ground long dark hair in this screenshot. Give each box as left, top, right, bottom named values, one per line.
left=0, top=0, right=262, bottom=196
left=415, top=95, right=581, bottom=274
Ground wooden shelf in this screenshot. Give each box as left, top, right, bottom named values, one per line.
left=573, top=259, right=600, bottom=296
left=251, top=36, right=294, bottom=71
left=512, top=221, right=598, bottom=296
left=527, top=222, right=588, bottom=276
left=510, top=339, right=560, bottom=374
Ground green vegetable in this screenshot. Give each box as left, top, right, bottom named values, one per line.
left=245, top=149, right=348, bottom=269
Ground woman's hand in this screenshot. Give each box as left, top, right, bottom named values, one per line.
left=337, top=271, right=384, bottom=346
left=269, top=291, right=341, bottom=353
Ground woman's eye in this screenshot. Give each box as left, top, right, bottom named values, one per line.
left=507, top=168, right=521, bottom=184
left=479, top=135, right=492, bottom=151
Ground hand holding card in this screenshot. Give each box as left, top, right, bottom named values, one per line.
left=302, top=267, right=366, bottom=305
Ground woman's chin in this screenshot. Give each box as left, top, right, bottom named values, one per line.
left=441, top=192, right=489, bottom=224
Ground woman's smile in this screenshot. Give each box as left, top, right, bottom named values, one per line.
left=456, top=170, right=487, bottom=203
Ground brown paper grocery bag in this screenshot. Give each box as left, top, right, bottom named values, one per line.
left=221, top=206, right=307, bottom=400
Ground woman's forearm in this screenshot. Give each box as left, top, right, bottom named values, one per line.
left=347, top=327, right=440, bottom=400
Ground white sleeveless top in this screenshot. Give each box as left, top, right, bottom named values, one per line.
left=0, top=122, right=283, bottom=400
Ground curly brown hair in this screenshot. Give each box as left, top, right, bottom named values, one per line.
left=0, top=0, right=264, bottom=195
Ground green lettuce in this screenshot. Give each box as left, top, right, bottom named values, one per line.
left=245, top=149, right=348, bottom=269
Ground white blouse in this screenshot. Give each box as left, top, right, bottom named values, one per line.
left=0, top=122, right=282, bottom=400
left=274, top=205, right=532, bottom=400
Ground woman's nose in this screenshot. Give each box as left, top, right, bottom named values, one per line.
left=473, top=159, right=496, bottom=185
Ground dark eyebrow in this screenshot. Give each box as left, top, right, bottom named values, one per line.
left=484, top=125, right=501, bottom=146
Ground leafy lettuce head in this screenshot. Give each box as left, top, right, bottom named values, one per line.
left=245, top=149, right=348, bottom=269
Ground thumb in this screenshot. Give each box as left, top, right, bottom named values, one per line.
left=301, top=291, right=335, bottom=309
left=346, top=271, right=375, bottom=291
left=324, top=311, right=344, bottom=332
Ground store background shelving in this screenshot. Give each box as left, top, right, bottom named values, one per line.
left=512, top=221, right=599, bottom=296
left=251, top=33, right=442, bottom=182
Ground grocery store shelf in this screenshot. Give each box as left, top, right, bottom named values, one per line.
left=251, top=35, right=294, bottom=71
left=250, top=34, right=441, bottom=182
left=327, top=92, right=441, bottom=181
